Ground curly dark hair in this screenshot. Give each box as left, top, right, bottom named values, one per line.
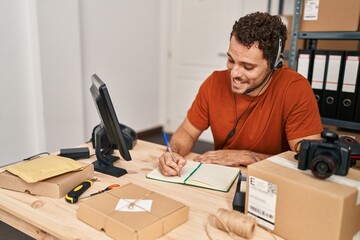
left=231, top=12, right=287, bottom=68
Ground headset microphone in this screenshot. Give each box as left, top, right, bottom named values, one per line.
left=228, top=129, right=235, bottom=138
left=244, top=70, right=273, bottom=94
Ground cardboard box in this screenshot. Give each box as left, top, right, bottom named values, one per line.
left=246, top=151, right=360, bottom=240
left=316, top=40, right=360, bottom=51
left=300, top=0, right=360, bottom=32
left=0, top=164, right=94, bottom=198
left=77, top=183, right=189, bottom=240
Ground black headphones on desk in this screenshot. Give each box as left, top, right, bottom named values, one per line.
left=91, top=122, right=137, bottom=150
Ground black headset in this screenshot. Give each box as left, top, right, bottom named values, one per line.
left=271, top=38, right=283, bottom=70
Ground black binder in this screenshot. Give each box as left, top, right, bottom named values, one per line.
left=321, top=51, right=344, bottom=119
left=311, top=50, right=327, bottom=114
left=297, top=49, right=314, bottom=83
left=337, top=51, right=360, bottom=121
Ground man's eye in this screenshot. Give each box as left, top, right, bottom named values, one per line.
left=227, top=58, right=234, bottom=63
left=244, top=66, right=254, bottom=70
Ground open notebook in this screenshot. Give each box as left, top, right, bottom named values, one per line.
left=146, top=160, right=240, bottom=192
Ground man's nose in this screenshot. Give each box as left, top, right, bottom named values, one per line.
left=231, top=65, right=244, bottom=79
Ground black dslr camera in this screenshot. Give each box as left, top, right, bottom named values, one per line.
left=297, top=130, right=352, bottom=179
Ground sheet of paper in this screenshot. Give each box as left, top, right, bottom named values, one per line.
left=115, top=199, right=153, bottom=212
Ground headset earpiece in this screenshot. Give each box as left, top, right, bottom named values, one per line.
left=243, top=38, right=283, bottom=95
left=272, top=38, right=283, bottom=70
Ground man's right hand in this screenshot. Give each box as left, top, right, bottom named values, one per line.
left=158, top=152, right=187, bottom=176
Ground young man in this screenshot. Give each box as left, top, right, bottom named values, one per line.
left=159, top=12, right=323, bottom=176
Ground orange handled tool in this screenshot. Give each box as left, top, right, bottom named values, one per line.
left=79, top=183, right=120, bottom=200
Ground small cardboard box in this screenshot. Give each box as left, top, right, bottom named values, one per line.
left=77, top=183, right=189, bottom=240
left=300, top=0, right=360, bottom=32
left=0, top=164, right=94, bottom=198
left=246, top=151, right=360, bottom=240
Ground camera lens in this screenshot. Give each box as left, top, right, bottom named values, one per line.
left=310, top=155, right=336, bottom=179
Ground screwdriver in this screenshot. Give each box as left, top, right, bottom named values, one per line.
left=79, top=184, right=120, bottom=200
left=65, top=178, right=97, bottom=204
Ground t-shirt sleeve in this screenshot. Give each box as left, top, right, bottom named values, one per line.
left=187, top=74, right=213, bottom=131
left=284, top=78, right=323, bottom=140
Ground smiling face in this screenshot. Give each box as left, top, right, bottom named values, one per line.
left=227, top=36, right=272, bottom=96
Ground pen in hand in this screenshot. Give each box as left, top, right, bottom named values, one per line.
left=162, top=132, right=181, bottom=177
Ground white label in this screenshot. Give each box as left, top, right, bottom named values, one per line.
left=303, top=0, right=320, bottom=21
left=115, top=199, right=153, bottom=212
left=247, top=176, right=277, bottom=230
left=325, top=55, right=342, bottom=91
left=311, top=54, right=326, bottom=89
left=297, top=54, right=310, bottom=78
left=342, top=56, right=359, bottom=93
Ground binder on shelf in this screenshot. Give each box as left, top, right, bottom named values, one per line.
left=336, top=51, right=360, bottom=121
left=321, top=51, right=344, bottom=119
left=311, top=50, right=327, bottom=114
left=296, top=49, right=314, bottom=83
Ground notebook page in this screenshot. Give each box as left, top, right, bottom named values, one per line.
left=185, top=164, right=240, bottom=191
left=146, top=160, right=200, bottom=183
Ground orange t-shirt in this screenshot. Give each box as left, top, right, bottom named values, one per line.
left=187, top=67, right=323, bottom=155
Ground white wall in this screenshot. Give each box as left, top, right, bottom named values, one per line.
left=36, top=0, right=85, bottom=150
left=80, top=0, right=162, bottom=137
left=0, top=0, right=45, bottom=166
left=0, top=0, right=163, bottom=166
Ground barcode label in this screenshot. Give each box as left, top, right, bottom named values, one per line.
left=249, top=206, right=275, bottom=220
left=247, top=176, right=277, bottom=230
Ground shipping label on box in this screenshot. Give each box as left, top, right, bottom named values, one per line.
left=303, top=0, right=320, bottom=21
left=247, top=176, right=277, bottom=230
left=246, top=151, right=360, bottom=240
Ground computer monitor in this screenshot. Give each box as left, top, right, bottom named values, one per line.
left=90, top=74, right=132, bottom=177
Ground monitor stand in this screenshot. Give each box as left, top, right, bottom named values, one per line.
left=93, top=126, right=127, bottom=177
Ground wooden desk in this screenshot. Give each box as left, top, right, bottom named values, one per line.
left=0, top=140, right=281, bottom=239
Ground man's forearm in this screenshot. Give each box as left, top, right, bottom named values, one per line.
left=237, top=150, right=271, bottom=166
left=170, top=130, right=196, bottom=157
left=194, top=149, right=271, bottom=166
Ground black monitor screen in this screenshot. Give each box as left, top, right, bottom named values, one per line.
left=90, top=74, right=132, bottom=177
